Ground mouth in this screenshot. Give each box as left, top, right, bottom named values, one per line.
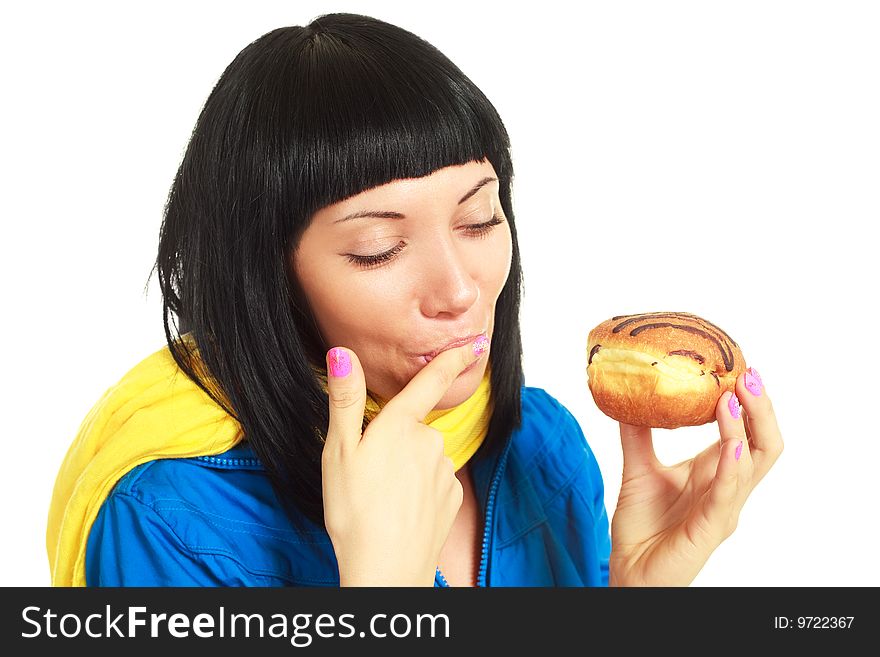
left=416, top=331, right=487, bottom=364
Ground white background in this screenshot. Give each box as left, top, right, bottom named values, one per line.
left=3, top=0, right=878, bottom=586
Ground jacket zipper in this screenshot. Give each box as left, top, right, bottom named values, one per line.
left=195, top=455, right=262, bottom=468
left=436, top=436, right=515, bottom=588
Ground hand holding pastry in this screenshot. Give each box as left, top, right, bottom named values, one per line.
left=585, top=312, right=784, bottom=586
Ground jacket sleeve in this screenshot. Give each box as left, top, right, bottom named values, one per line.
left=85, top=489, right=275, bottom=586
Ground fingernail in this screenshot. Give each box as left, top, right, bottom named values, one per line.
left=727, top=392, right=741, bottom=419
left=735, top=440, right=743, bottom=461
left=748, top=367, right=763, bottom=387
left=327, top=348, right=351, bottom=377
left=744, top=367, right=763, bottom=396
left=473, top=334, right=490, bottom=357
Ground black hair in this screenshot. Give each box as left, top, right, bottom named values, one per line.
left=151, top=12, right=524, bottom=529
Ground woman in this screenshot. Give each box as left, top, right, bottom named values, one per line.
left=47, top=13, right=782, bottom=587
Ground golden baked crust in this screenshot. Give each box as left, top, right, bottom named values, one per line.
left=586, top=312, right=747, bottom=428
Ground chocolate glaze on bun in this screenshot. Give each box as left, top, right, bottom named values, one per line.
left=586, top=312, right=747, bottom=429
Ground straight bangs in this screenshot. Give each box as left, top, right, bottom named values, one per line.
left=278, top=19, right=514, bottom=246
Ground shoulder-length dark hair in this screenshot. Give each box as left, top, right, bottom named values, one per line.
left=152, top=12, right=524, bottom=529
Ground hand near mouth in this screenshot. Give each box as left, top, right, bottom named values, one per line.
left=321, top=333, right=490, bottom=586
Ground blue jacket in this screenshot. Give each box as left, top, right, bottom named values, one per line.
left=86, top=386, right=611, bottom=586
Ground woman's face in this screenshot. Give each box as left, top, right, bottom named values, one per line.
left=293, top=158, right=512, bottom=409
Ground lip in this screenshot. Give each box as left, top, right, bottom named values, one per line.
left=417, top=331, right=486, bottom=362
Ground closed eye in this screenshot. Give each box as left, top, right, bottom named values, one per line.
left=345, top=214, right=505, bottom=269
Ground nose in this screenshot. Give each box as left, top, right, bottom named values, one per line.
left=418, top=236, right=480, bottom=317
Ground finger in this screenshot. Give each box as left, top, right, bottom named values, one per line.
left=618, top=422, right=659, bottom=478
left=387, top=333, right=490, bottom=421
left=693, top=435, right=743, bottom=547
left=736, top=366, right=784, bottom=477
left=324, top=347, right=367, bottom=453
left=716, top=390, right=752, bottom=469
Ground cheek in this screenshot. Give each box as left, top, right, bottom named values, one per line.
left=307, top=267, right=409, bottom=343
left=485, top=226, right=513, bottom=295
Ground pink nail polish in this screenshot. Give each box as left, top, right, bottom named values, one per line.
left=728, top=392, right=741, bottom=419
left=748, top=367, right=763, bottom=386
left=327, top=348, right=351, bottom=377
left=744, top=367, right=763, bottom=396
left=735, top=440, right=743, bottom=461
left=473, top=334, right=490, bottom=357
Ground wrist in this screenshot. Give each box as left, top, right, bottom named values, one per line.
left=609, top=550, right=701, bottom=587
left=338, top=562, right=436, bottom=587
left=608, top=551, right=635, bottom=587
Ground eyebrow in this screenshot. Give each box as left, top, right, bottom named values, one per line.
left=333, top=176, right=498, bottom=224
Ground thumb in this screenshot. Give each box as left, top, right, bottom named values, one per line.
left=324, top=347, right=367, bottom=453
left=618, top=422, right=659, bottom=479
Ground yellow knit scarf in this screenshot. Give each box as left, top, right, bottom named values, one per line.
left=46, top=336, right=492, bottom=586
